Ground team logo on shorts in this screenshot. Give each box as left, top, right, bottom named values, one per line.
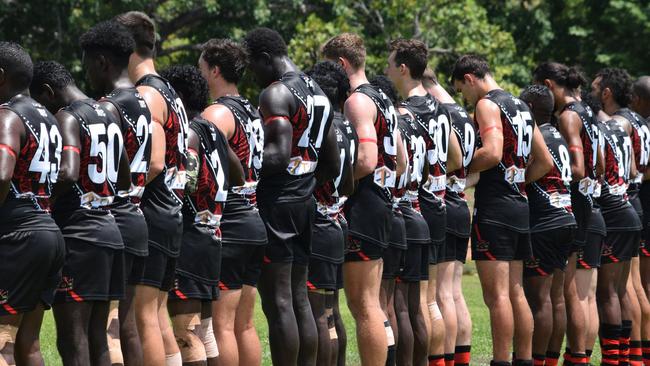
left=576, top=248, right=585, bottom=261
left=346, top=237, right=361, bottom=252
left=601, top=243, right=613, bottom=257
left=57, top=276, right=74, bottom=292
left=0, top=289, right=8, bottom=305
left=475, top=240, right=490, bottom=252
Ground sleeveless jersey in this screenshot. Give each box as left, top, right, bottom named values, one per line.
left=102, top=87, right=152, bottom=202
left=182, top=118, right=229, bottom=236
left=596, top=120, right=642, bottom=231
left=396, top=114, right=427, bottom=208
left=52, top=99, right=124, bottom=248
left=400, top=94, right=451, bottom=203
left=444, top=102, right=477, bottom=237
left=474, top=89, right=534, bottom=232
left=257, top=72, right=334, bottom=203
left=136, top=74, right=189, bottom=256
left=215, top=95, right=263, bottom=208
left=0, top=95, right=61, bottom=233
left=616, top=108, right=650, bottom=217
left=345, top=83, right=398, bottom=247
left=526, top=124, right=576, bottom=232
left=313, top=112, right=357, bottom=216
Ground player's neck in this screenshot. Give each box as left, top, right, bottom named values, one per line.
left=402, top=79, right=426, bottom=99
left=556, top=94, right=576, bottom=112
left=603, top=100, right=621, bottom=116
left=478, top=76, right=501, bottom=99
left=128, top=57, right=158, bottom=83
left=210, top=79, right=239, bottom=100
left=426, top=84, right=455, bottom=104
left=61, top=85, right=89, bottom=106
left=110, top=70, right=134, bottom=93
left=348, top=69, right=369, bottom=91
left=276, top=57, right=300, bottom=80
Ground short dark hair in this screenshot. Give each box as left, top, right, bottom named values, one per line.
left=0, top=41, right=33, bottom=91
left=533, top=62, right=586, bottom=90
left=159, top=65, right=208, bottom=119
left=243, top=28, right=288, bottom=60
left=389, top=39, right=428, bottom=80
left=30, top=61, right=75, bottom=96
left=633, top=76, right=650, bottom=102
left=307, top=61, right=350, bottom=107
left=80, top=21, right=135, bottom=68
left=114, top=11, right=156, bottom=58
left=321, top=33, right=366, bottom=70
left=422, top=67, right=439, bottom=88
left=595, top=68, right=632, bottom=107
left=370, top=75, right=398, bottom=105
left=451, top=54, right=490, bottom=82
left=519, top=85, right=554, bottom=124
left=201, top=39, right=248, bottom=84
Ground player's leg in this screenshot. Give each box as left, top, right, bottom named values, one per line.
left=168, top=298, right=206, bottom=366
left=394, top=281, right=413, bottom=366
left=453, top=247, right=472, bottom=366
left=437, top=259, right=457, bottom=364
left=545, top=270, right=565, bottom=366
left=53, top=301, right=93, bottom=365
left=212, top=289, right=241, bottom=366
left=631, top=256, right=648, bottom=365
left=427, top=263, right=446, bottom=365
left=476, top=260, right=512, bottom=363
left=197, top=302, right=217, bottom=366
left=412, top=280, right=430, bottom=366
left=14, top=304, right=45, bottom=366
left=107, top=300, right=124, bottom=366
left=134, top=284, right=165, bottom=365
left=89, top=301, right=112, bottom=366
left=292, top=263, right=319, bottom=366
left=0, top=314, right=21, bottom=366
left=308, top=289, right=331, bottom=366
left=510, top=260, right=534, bottom=362
left=523, top=268, right=554, bottom=365
left=332, top=286, right=347, bottom=366
left=586, top=268, right=600, bottom=363
left=620, top=261, right=637, bottom=366
left=119, top=253, right=144, bottom=366
left=344, top=256, right=388, bottom=365
left=234, top=284, right=262, bottom=366
left=598, top=257, right=625, bottom=366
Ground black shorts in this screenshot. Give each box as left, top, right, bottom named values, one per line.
left=421, top=199, right=447, bottom=245
left=124, top=252, right=145, bottom=285
left=345, top=237, right=385, bottom=262
left=259, top=197, right=315, bottom=265
left=524, top=228, right=574, bottom=277
left=439, top=233, right=470, bottom=263
left=219, top=244, right=265, bottom=290
left=0, top=230, right=64, bottom=315
left=111, top=200, right=148, bottom=257
left=169, top=275, right=219, bottom=301
left=336, top=264, right=344, bottom=290
left=471, top=222, right=532, bottom=261
left=382, top=246, right=404, bottom=280
left=132, top=246, right=176, bottom=291
left=311, top=212, right=345, bottom=263
left=601, top=230, right=642, bottom=264
left=176, top=226, right=222, bottom=287
left=399, top=243, right=429, bottom=282
left=570, top=191, right=592, bottom=251
left=307, top=258, right=338, bottom=291
left=577, top=231, right=604, bottom=269
left=388, top=210, right=407, bottom=250
left=55, top=239, right=125, bottom=303
left=428, top=242, right=440, bottom=265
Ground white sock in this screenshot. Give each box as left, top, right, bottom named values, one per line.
left=165, top=352, right=182, bottom=366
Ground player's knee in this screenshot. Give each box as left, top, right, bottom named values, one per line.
left=171, top=313, right=207, bottom=362
left=197, top=317, right=218, bottom=359
left=482, top=291, right=509, bottom=308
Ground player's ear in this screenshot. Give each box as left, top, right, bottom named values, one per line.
left=602, top=87, right=612, bottom=101
left=399, top=64, right=407, bottom=76
left=337, top=57, right=346, bottom=70
left=43, top=83, right=55, bottom=99
left=544, top=79, right=553, bottom=89
left=212, top=65, right=221, bottom=79
left=463, top=73, right=473, bottom=85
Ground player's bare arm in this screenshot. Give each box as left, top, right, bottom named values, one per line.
left=345, top=92, right=378, bottom=179
left=53, top=110, right=81, bottom=196
left=525, top=125, right=553, bottom=184
left=395, top=128, right=406, bottom=176
left=0, top=109, right=23, bottom=204
left=558, top=110, right=585, bottom=181
left=446, top=131, right=462, bottom=172
left=315, top=124, right=341, bottom=184
left=226, top=145, right=245, bottom=186
left=469, top=98, right=503, bottom=172
left=258, top=82, right=294, bottom=177
left=137, top=85, right=166, bottom=183
left=202, top=104, right=236, bottom=140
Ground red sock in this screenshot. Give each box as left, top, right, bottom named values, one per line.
left=621, top=320, right=632, bottom=366
left=642, top=340, right=650, bottom=365
left=601, top=323, right=622, bottom=365
left=429, top=354, right=445, bottom=366
left=630, top=340, right=643, bottom=366
left=454, top=345, right=471, bottom=366
left=533, top=354, right=545, bottom=366
left=444, top=353, right=455, bottom=366
left=545, top=351, right=560, bottom=366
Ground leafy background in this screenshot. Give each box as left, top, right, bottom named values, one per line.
left=2, top=0, right=649, bottom=104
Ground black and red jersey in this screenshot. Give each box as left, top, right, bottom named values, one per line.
left=101, top=87, right=152, bottom=203
left=353, top=83, right=399, bottom=199
left=215, top=95, right=263, bottom=207
left=56, top=99, right=123, bottom=211
left=396, top=114, right=426, bottom=207
left=596, top=120, right=641, bottom=231
left=474, top=89, right=535, bottom=232
left=443, top=102, right=476, bottom=237
left=136, top=74, right=189, bottom=203
left=616, top=108, right=650, bottom=183
left=136, top=74, right=189, bottom=256
left=563, top=101, right=599, bottom=180
left=313, top=112, right=357, bottom=216
left=400, top=93, right=451, bottom=203
left=0, top=95, right=61, bottom=233
left=527, top=124, right=576, bottom=232
left=182, top=118, right=229, bottom=238
left=257, top=72, right=334, bottom=203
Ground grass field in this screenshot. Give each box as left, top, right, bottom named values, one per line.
left=37, top=263, right=601, bottom=365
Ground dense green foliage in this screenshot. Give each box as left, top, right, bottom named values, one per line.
left=1, top=0, right=648, bottom=99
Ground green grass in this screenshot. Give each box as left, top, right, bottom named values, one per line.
left=38, top=265, right=600, bottom=365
